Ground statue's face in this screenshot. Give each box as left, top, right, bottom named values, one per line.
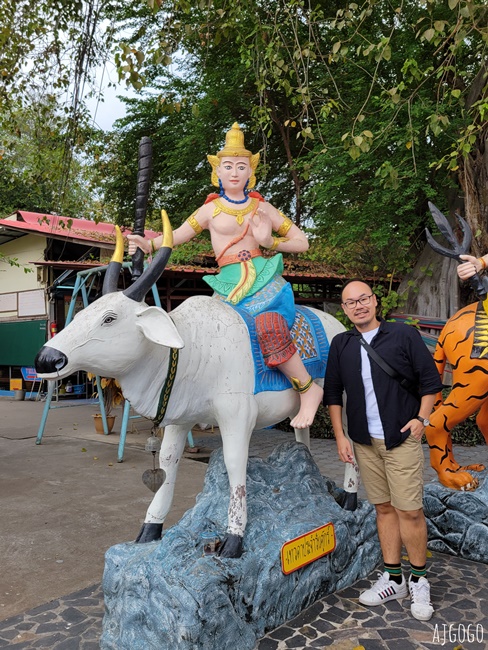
left=217, top=157, right=251, bottom=193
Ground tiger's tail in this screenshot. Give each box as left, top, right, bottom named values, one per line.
left=432, top=336, right=447, bottom=410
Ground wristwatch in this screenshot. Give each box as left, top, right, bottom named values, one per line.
left=416, top=416, right=430, bottom=427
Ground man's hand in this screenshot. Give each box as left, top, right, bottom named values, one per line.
left=401, top=419, right=424, bottom=441
left=127, top=234, right=151, bottom=256
left=336, top=436, right=355, bottom=464
left=458, top=254, right=483, bottom=280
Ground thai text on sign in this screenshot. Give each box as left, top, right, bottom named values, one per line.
left=281, top=522, right=335, bottom=575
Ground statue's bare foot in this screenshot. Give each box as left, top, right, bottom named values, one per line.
left=290, top=382, right=323, bottom=429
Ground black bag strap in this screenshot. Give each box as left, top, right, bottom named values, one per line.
left=359, top=336, right=416, bottom=395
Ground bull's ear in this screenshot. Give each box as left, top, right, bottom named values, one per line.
left=135, top=306, right=184, bottom=349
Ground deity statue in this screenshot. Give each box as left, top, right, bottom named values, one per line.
left=128, top=123, right=323, bottom=428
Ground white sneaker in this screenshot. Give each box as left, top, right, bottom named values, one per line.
left=359, top=571, right=407, bottom=606
left=409, top=576, right=434, bottom=621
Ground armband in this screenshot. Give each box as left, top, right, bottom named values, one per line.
left=276, top=213, right=293, bottom=237
left=478, top=257, right=487, bottom=271
left=186, top=211, right=203, bottom=235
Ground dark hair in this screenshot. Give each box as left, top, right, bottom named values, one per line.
left=341, top=278, right=373, bottom=301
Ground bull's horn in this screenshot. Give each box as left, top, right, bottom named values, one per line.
left=103, top=225, right=124, bottom=295
left=123, top=210, right=173, bottom=302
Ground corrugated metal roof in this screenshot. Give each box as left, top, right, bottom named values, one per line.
left=0, top=211, right=159, bottom=246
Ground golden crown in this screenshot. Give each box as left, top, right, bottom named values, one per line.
left=207, top=123, right=260, bottom=189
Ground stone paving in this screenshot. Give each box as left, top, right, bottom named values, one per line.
left=0, top=585, right=103, bottom=650
left=1, top=430, right=487, bottom=650
left=256, top=553, right=488, bottom=650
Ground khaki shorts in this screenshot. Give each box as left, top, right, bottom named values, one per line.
left=354, top=435, right=424, bottom=511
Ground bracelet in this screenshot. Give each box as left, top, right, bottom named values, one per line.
left=264, top=236, right=289, bottom=251
left=150, top=239, right=156, bottom=255
left=478, top=257, right=487, bottom=271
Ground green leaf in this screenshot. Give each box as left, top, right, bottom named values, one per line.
left=348, top=145, right=361, bottom=160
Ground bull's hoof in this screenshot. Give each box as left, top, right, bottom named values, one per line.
left=135, top=522, right=163, bottom=543
left=217, top=533, right=243, bottom=558
left=335, top=490, right=358, bottom=511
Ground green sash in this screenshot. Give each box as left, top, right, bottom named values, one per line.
left=204, top=254, right=284, bottom=300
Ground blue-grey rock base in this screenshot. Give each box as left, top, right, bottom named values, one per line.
left=100, top=441, right=380, bottom=650
left=424, top=468, right=488, bottom=563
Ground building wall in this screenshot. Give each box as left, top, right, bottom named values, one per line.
left=0, top=235, right=47, bottom=321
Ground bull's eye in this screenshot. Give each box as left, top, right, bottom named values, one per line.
left=102, top=312, right=117, bottom=326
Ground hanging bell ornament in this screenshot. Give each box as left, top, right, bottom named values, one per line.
left=145, top=435, right=161, bottom=453
left=142, top=432, right=164, bottom=492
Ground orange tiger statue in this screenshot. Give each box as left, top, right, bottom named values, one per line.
left=427, top=298, right=488, bottom=490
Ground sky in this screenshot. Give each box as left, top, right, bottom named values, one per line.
left=85, top=61, right=137, bottom=131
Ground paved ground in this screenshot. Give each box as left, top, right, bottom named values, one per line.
left=1, top=396, right=487, bottom=649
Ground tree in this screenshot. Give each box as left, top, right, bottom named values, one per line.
left=112, top=0, right=486, bottom=285
left=88, top=49, right=305, bottom=230
left=107, top=0, right=326, bottom=227
left=0, top=99, right=102, bottom=219
left=0, top=0, right=117, bottom=212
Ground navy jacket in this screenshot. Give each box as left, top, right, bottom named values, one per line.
left=323, top=320, right=443, bottom=449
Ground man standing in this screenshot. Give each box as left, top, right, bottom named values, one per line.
left=324, top=280, right=443, bottom=621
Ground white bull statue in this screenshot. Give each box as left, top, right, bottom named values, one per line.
left=35, top=221, right=358, bottom=558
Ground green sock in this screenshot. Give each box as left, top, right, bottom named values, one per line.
left=410, top=563, right=426, bottom=583
left=384, top=562, right=403, bottom=585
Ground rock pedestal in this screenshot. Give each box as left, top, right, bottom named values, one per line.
left=100, top=442, right=380, bottom=650
left=424, top=469, right=488, bottom=564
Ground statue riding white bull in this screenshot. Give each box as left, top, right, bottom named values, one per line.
left=35, top=220, right=357, bottom=558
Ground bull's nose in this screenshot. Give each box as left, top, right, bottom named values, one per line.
left=35, top=346, right=68, bottom=374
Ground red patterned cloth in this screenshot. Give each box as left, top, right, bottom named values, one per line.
left=255, top=312, right=296, bottom=367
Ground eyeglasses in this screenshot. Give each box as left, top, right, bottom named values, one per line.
left=342, top=294, right=374, bottom=309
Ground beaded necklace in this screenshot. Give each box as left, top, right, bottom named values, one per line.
left=220, top=193, right=248, bottom=204
left=218, top=178, right=250, bottom=204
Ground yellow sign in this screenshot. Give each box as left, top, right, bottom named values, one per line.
left=281, top=523, right=335, bottom=575
left=10, top=379, right=23, bottom=391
